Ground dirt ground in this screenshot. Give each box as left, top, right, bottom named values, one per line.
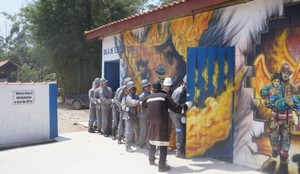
left=58, top=103, right=89, bottom=134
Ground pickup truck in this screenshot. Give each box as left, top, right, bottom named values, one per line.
left=65, top=93, right=89, bottom=110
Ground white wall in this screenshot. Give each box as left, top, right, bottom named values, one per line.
left=0, top=82, right=58, bottom=147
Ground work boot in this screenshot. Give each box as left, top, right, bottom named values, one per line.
left=158, top=165, right=171, bottom=172
left=112, top=129, right=117, bottom=140
left=117, top=138, right=124, bottom=144
left=126, top=146, right=134, bottom=153
left=88, top=128, right=95, bottom=133
left=175, top=151, right=186, bottom=159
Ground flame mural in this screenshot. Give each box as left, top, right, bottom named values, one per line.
left=108, top=1, right=300, bottom=173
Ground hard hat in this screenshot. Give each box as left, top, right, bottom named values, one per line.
left=183, top=75, right=187, bottom=83
left=141, top=79, right=150, bottom=87
left=126, top=81, right=136, bottom=89
left=152, top=81, right=161, bottom=89
left=100, top=78, right=108, bottom=85
left=156, top=65, right=166, bottom=75
left=94, top=78, right=100, bottom=85
left=163, top=77, right=173, bottom=86
left=281, top=63, right=293, bottom=74
left=123, top=77, right=132, bottom=85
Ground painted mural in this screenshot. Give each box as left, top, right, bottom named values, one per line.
left=108, top=0, right=300, bottom=173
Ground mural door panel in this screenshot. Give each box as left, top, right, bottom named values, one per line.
left=186, top=47, right=234, bottom=158
left=104, top=60, right=120, bottom=92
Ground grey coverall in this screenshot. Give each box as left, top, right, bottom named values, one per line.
left=123, top=93, right=140, bottom=147
left=137, top=90, right=151, bottom=147
left=169, top=85, right=186, bottom=156
left=94, top=86, right=102, bottom=132
left=100, top=86, right=113, bottom=135
left=88, top=81, right=97, bottom=129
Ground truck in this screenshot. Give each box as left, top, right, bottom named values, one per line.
left=65, top=93, right=89, bottom=110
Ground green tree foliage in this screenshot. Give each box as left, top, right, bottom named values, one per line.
left=22, top=0, right=147, bottom=95
left=0, top=12, right=41, bottom=82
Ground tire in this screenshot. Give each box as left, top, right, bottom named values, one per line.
left=72, top=100, right=82, bottom=110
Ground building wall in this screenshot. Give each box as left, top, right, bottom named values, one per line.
left=102, top=0, right=300, bottom=172
left=0, top=83, right=58, bottom=147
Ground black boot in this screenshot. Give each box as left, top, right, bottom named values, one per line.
left=117, top=137, right=124, bottom=144
left=112, top=128, right=117, bottom=140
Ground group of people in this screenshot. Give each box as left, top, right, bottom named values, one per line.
left=87, top=75, right=192, bottom=172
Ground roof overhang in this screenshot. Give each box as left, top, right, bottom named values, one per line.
left=84, top=0, right=250, bottom=41
left=0, top=60, right=18, bottom=72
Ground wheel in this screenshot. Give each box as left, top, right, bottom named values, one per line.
left=72, top=100, right=82, bottom=110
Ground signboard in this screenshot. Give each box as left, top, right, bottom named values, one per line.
left=13, top=90, right=35, bottom=105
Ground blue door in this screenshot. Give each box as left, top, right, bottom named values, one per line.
left=104, top=60, right=120, bottom=92
left=186, top=47, right=234, bottom=159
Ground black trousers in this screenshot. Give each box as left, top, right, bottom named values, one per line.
left=149, top=144, right=167, bottom=167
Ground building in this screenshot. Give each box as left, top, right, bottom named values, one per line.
left=84, top=0, right=300, bottom=173
left=0, top=60, right=19, bottom=82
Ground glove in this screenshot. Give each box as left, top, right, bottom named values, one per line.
left=185, top=101, right=193, bottom=109
left=181, top=117, right=186, bottom=123
left=97, top=99, right=101, bottom=104
left=111, top=98, right=115, bottom=103
left=125, top=107, right=129, bottom=112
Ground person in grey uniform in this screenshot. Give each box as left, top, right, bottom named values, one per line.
left=114, top=77, right=132, bottom=144
left=137, top=79, right=151, bottom=149
left=123, top=81, right=140, bottom=152
left=94, top=79, right=102, bottom=134
left=99, top=77, right=113, bottom=137
left=88, top=78, right=100, bottom=133
left=169, top=75, right=187, bottom=158
left=111, top=77, right=132, bottom=140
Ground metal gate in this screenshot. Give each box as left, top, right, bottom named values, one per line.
left=186, top=47, right=234, bottom=158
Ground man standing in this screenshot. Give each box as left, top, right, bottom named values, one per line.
left=99, top=77, right=113, bottom=137
left=123, top=81, right=140, bottom=152
left=142, top=81, right=192, bottom=172
left=112, top=77, right=132, bottom=141
left=169, top=75, right=187, bottom=158
left=88, top=78, right=100, bottom=133
left=137, top=79, right=151, bottom=149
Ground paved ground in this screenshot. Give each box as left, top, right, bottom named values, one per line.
left=0, top=131, right=264, bottom=174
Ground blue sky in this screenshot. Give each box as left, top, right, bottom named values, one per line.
left=0, top=0, right=28, bottom=36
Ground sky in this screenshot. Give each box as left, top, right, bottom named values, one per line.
left=0, top=0, right=28, bottom=37
left=0, top=0, right=159, bottom=37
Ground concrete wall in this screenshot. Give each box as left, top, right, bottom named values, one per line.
left=0, top=82, right=58, bottom=147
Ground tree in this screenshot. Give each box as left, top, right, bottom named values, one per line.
left=22, top=0, right=147, bottom=95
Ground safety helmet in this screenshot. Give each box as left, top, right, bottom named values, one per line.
left=156, top=65, right=166, bottom=75
left=141, top=79, right=150, bottom=87
left=163, top=77, right=173, bottom=86
left=123, top=77, right=132, bottom=85
left=100, top=78, right=108, bottom=85
left=281, top=63, right=293, bottom=74
left=94, top=78, right=100, bottom=85
left=126, top=81, right=136, bottom=89
left=183, top=75, right=187, bottom=83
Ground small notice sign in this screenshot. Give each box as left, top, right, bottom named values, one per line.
left=13, top=90, right=35, bottom=105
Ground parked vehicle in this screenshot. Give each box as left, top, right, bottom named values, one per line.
left=65, top=93, right=89, bottom=110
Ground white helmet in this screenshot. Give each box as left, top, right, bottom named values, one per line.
left=163, top=77, right=173, bottom=86
left=126, top=81, right=136, bottom=89
left=141, top=79, right=150, bottom=87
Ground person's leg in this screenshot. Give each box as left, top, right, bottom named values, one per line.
left=111, top=106, right=119, bottom=140
left=96, top=108, right=102, bottom=134
left=149, top=144, right=156, bottom=165
left=125, top=119, right=135, bottom=152
left=101, top=109, right=109, bottom=136
left=158, top=146, right=170, bottom=172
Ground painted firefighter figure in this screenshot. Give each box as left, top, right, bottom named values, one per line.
left=260, top=62, right=300, bottom=165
